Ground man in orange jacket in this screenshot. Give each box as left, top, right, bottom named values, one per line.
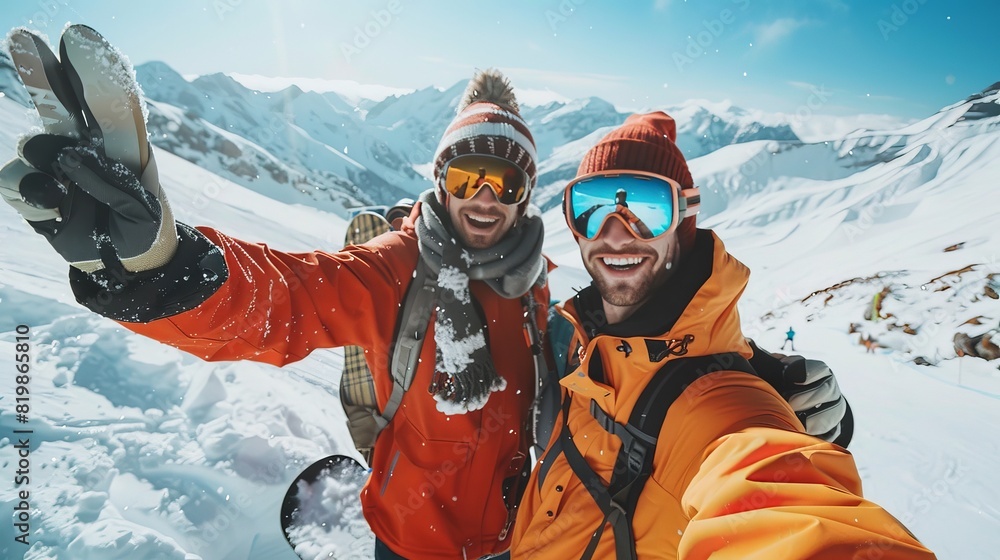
left=511, top=112, right=936, bottom=559
left=1, top=26, right=546, bottom=560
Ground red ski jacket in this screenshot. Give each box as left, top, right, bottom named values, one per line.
left=122, top=226, right=548, bottom=560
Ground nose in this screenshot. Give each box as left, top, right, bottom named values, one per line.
left=471, top=182, right=501, bottom=204
left=595, top=215, right=635, bottom=248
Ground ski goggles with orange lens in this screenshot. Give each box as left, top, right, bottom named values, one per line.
left=441, top=154, right=529, bottom=205
left=563, top=171, right=700, bottom=240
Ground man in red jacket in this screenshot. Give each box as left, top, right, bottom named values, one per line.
left=1, top=26, right=545, bottom=560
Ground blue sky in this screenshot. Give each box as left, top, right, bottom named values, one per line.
left=2, top=0, right=997, bottom=119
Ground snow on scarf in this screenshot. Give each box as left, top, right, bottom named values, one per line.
left=415, top=190, right=546, bottom=414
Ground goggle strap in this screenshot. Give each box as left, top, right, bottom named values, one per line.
left=679, top=187, right=700, bottom=219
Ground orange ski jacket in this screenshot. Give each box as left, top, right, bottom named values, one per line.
left=511, top=231, right=934, bottom=559
left=121, top=226, right=548, bottom=560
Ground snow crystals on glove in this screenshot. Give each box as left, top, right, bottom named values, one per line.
left=62, top=24, right=150, bottom=124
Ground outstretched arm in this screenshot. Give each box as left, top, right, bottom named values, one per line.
left=1, top=25, right=406, bottom=367
left=669, top=372, right=933, bottom=559
left=107, top=226, right=408, bottom=367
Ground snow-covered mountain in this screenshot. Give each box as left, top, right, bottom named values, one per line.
left=699, top=81, right=1000, bottom=368
left=669, top=98, right=800, bottom=159
left=527, top=97, right=802, bottom=211
left=0, top=57, right=806, bottom=217
left=3, top=60, right=803, bottom=217
left=1, top=64, right=999, bottom=560
left=135, top=62, right=420, bottom=215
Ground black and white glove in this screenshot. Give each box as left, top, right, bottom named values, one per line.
left=748, top=339, right=854, bottom=447
left=2, top=26, right=227, bottom=322
left=0, top=25, right=176, bottom=275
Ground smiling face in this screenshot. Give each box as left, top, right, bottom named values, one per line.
left=447, top=184, right=520, bottom=249
left=579, top=217, right=682, bottom=324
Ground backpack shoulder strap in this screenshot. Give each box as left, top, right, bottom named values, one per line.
left=626, top=352, right=755, bottom=440
left=547, top=305, right=575, bottom=379
left=376, top=256, right=437, bottom=430
left=516, top=291, right=558, bottom=455
left=530, top=304, right=579, bottom=457
left=563, top=351, right=756, bottom=560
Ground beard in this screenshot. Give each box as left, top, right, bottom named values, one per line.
left=449, top=203, right=514, bottom=250
left=582, top=237, right=679, bottom=310
left=586, top=260, right=658, bottom=307
left=456, top=223, right=506, bottom=249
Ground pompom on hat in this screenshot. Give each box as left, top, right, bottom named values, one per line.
left=576, top=111, right=697, bottom=253
left=432, top=69, right=537, bottom=211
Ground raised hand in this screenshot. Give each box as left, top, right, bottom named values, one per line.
left=0, top=25, right=176, bottom=275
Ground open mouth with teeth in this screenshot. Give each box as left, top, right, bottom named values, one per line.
left=602, top=256, right=647, bottom=271
left=465, top=213, right=500, bottom=230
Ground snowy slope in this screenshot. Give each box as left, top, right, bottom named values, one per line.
left=1, top=75, right=999, bottom=560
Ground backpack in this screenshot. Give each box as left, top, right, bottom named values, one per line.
left=339, top=211, right=394, bottom=463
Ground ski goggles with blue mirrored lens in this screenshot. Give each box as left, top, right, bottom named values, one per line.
left=441, top=154, right=529, bottom=205
left=563, top=170, right=700, bottom=240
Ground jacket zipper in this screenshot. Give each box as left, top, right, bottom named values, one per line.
left=380, top=450, right=400, bottom=495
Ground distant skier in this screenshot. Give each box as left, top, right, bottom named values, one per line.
left=782, top=326, right=796, bottom=351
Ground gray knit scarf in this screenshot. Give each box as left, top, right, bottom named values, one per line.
left=415, top=190, right=546, bottom=412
